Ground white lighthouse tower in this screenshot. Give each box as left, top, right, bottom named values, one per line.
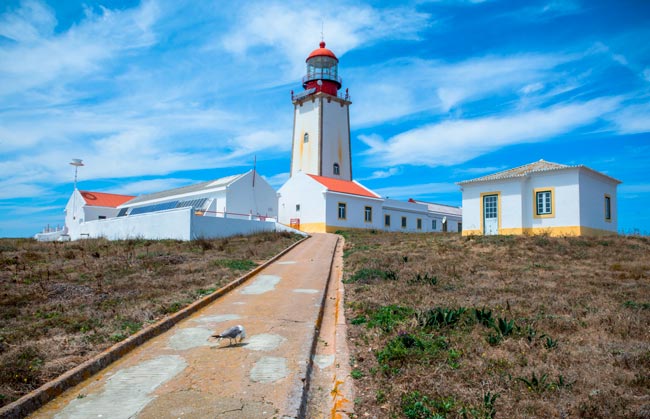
left=290, top=41, right=352, bottom=180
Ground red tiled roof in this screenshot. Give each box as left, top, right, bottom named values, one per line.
left=79, top=191, right=135, bottom=208
left=308, top=175, right=380, bottom=199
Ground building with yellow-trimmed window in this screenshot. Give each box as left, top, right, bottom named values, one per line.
left=458, top=160, right=621, bottom=236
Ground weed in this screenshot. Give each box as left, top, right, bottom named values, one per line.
left=473, top=307, right=494, bottom=327
left=401, top=391, right=454, bottom=419
left=351, top=369, right=364, bottom=379
left=212, top=259, right=257, bottom=271
left=517, top=371, right=552, bottom=393
left=346, top=268, right=398, bottom=283
left=447, top=348, right=462, bottom=369
left=418, top=307, right=467, bottom=329
left=409, top=273, right=438, bottom=286
left=350, top=316, right=367, bottom=325
left=366, top=305, right=414, bottom=332
left=486, top=332, right=502, bottom=346
left=544, top=336, right=558, bottom=350
left=495, top=317, right=515, bottom=337
left=376, top=332, right=447, bottom=374
left=460, top=392, right=499, bottom=419
left=375, top=389, right=386, bottom=403
left=525, top=325, right=537, bottom=343
left=623, top=300, right=650, bottom=310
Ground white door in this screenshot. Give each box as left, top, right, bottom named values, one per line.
left=483, top=195, right=498, bottom=235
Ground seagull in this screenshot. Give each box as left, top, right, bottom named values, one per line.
left=211, top=325, right=246, bottom=346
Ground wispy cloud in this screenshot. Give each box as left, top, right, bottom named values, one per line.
left=361, top=97, right=621, bottom=167
left=358, top=167, right=401, bottom=181
left=373, top=182, right=460, bottom=199
left=263, top=172, right=290, bottom=188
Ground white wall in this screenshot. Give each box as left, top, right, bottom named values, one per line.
left=525, top=170, right=580, bottom=229
left=325, top=192, right=383, bottom=230
left=277, top=172, right=326, bottom=227
left=191, top=215, right=276, bottom=239
left=320, top=98, right=351, bottom=180
left=225, top=171, right=278, bottom=219
left=291, top=99, right=321, bottom=176
left=578, top=169, right=618, bottom=233
left=76, top=207, right=193, bottom=240
left=382, top=199, right=430, bottom=232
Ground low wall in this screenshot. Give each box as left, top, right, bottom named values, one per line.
left=77, top=208, right=193, bottom=240
left=190, top=215, right=276, bottom=239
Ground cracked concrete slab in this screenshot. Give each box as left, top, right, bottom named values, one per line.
left=53, top=355, right=187, bottom=419
left=27, top=234, right=339, bottom=419
left=240, top=274, right=281, bottom=295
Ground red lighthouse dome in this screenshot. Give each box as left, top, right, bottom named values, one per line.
left=303, top=41, right=341, bottom=96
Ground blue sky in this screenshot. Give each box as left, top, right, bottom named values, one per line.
left=1, top=0, right=649, bottom=237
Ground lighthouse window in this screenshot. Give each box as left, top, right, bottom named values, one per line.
left=333, top=163, right=340, bottom=175
left=304, top=133, right=309, bottom=143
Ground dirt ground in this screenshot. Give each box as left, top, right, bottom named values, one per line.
left=0, top=232, right=301, bottom=407
left=340, top=231, right=650, bottom=419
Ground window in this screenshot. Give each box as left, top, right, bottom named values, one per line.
left=364, top=206, right=372, bottom=222
left=536, top=191, right=552, bottom=215
left=417, top=218, right=422, bottom=230
left=385, top=214, right=391, bottom=227
left=98, top=215, right=106, bottom=220
left=457, top=222, right=463, bottom=233
left=338, top=202, right=347, bottom=219
left=303, top=132, right=309, bottom=143
left=401, top=216, right=407, bottom=228
left=333, top=163, right=340, bottom=175
left=432, top=219, right=437, bottom=230
left=296, top=204, right=300, bottom=212
left=605, top=195, right=612, bottom=221
left=533, top=188, right=555, bottom=218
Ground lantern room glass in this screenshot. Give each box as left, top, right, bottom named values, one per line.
left=306, top=56, right=338, bottom=83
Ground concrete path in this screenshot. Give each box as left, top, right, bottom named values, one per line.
left=26, top=233, right=340, bottom=419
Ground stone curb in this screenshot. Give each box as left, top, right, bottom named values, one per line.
left=297, top=235, right=340, bottom=419
left=0, top=236, right=310, bottom=419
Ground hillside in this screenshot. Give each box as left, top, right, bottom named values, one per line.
left=341, top=231, right=650, bottom=419
left=0, top=232, right=301, bottom=407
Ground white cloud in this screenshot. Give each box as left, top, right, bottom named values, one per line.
left=108, top=178, right=197, bottom=196
left=349, top=52, right=574, bottom=125
left=610, top=103, right=650, bottom=135
left=358, top=167, right=401, bottom=181
left=373, top=182, right=459, bottom=199
left=262, top=172, right=290, bottom=188
left=221, top=1, right=431, bottom=81
left=362, top=97, right=621, bottom=167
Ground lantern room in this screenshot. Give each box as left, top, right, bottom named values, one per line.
left=302, top=41, right=342, bottom=96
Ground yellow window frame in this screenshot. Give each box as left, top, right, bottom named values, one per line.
left=533, top=187, right=555, bottom=219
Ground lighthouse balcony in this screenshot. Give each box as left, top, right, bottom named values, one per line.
left=302, top=72, right=342, bottom=86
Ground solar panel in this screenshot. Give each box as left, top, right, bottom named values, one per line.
left=129, top=201, right=179, bottom=215
left=176, top=198, right=207, bottom=209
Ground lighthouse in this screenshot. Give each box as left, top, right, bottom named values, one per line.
left=289, top=41, right=353, bottom=181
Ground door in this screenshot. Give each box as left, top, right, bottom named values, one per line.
left=483, top=194, right=498, bottom=235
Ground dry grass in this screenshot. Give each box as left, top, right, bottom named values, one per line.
left=0, top=232, right=301, bottom=407
left=341, top=231, right=650, bottom=419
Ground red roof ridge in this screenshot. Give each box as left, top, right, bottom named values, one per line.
left=79, top=191, right=135, bottom=208
left=307, top=175, right=380, bottom=199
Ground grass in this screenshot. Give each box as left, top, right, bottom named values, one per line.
left=0, top=231, right=301, bottom=407
left=341, top=231, right=650, bottom=419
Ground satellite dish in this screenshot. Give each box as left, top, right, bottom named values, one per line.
left=317, top=80, right=323, bottom=86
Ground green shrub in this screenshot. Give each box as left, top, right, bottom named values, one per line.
left=367, top=305, right=414, bottom=332
left=473, top=307, right=494, bottom=327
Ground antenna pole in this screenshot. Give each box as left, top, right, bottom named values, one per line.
left=252, top=155, right=256, bottom=187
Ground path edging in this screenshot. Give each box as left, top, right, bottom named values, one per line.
left=0, top=235, right=310, bottom=419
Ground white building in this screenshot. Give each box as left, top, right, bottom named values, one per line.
left=59, top=170, right=284, bottom=241
left=278, top=41, right=461, bottom=233
left=458, top=160, right=621, bottom=236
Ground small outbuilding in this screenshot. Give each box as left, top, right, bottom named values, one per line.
left=458, top=160, right=621, bottom=236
